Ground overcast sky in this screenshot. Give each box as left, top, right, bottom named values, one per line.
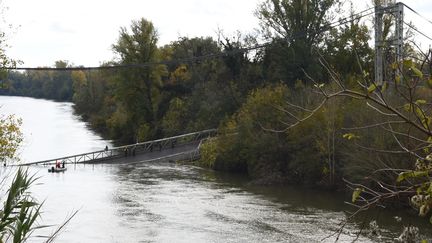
left=1, top=0, right=432, bottom=68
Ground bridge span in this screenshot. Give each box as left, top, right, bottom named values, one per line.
left=19, top=129, right=216, bottom=166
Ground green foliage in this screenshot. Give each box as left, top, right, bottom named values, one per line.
left=202, top=83, right=344, bottom=185
left=256, top=0, right=338, bottom=41
left=71, top=70, right=93, bottom=114
left=137, top=123, right=152, bottom=142
left=352, top=188, right=363, bottom=203
left=0, top=114, right=23, bottom=164
left=367, top=84, right=377, bottom=93
left=330, top=54, right=432, bottom=225
left=197, top=138, right=217, bottom=168
left=210, top=84, right=290, bottom=177
left=111, top=18, right=166, bottom=142
left=323, top=10, right=373, bottom=79
left=0, top=27, right=19, bottom=79
left=427, top=77, right=432, bottom=89
left=236, top=83, right=289, bottom=131
left=161, top=97, right=187, bottom=136
left=411, top=67, right=423, bottom=78
left=343, top=133, right=359, bottom=140
left=256, top=0, right=340, bottom=85
left=397, top=170, right=430, bottom=183
left=399, top=156, right=432, bottom=218
left=1, top=63, right=74, bottom=101
left=106, top=104, right=130, bottom=142
left=0, top=169, right=44, bottom=242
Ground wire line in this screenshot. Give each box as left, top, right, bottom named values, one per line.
left=2, top=7, right=375, bottom=72
left=403, top=3, right=432, bottom=27
left=403, top=21, right=432, bottom=42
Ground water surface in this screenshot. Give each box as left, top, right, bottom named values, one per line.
left=0, top=96, right=111, bottom=162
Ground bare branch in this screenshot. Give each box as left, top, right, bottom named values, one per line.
left=285, top=101, right=313, bottom=112
left=381, top=126, right=430, bottom=144
left=342, top=120, right=406, bottom=130
left=353, top=142, right=412, bottom=154
left=272, top=104, right=300, bottom=121
left=365, top=102, right=398, bottom=117
left=388, top=125, right=425, bottom=159
left=261, top=98, right=327, bottom=133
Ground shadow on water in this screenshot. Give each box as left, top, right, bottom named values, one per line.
left=207, top=167, right=432, bottom=241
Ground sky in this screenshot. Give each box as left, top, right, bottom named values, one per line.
left=1, top=0, right=432, bottom=68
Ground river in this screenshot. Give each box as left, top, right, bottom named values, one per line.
left=0, top=96, right=430, bottom=242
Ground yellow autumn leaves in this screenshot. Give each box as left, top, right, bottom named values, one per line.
left=0, top=114, right=23, bottom=163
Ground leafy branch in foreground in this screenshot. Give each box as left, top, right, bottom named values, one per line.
left=276, top=47, right=432, bottom=239
left=0, top=114, right=23, bottom=165
left=319, top=52, right=432, bottom=222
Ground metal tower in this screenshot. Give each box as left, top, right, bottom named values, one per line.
left=374, top=2, right=404, bottom=86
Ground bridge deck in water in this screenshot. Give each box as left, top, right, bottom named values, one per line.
left=20, top=129, right=216, bottom=166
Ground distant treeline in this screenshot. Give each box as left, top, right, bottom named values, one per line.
left=1, top=61, right=73, bottom=101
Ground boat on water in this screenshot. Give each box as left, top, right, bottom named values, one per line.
left=48, top=167, right=67, bottom=173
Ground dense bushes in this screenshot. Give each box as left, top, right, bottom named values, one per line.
left=197, top=84, right=338, bottom=185
left=195, top=80, right=417, bottom=188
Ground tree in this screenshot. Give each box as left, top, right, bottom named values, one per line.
left=323, top=7, right=374, bottom=80
left=72, top=70, right=91, bottom=113
left=256, top=0, right=338, bottom=43
left=0, top=15, right=23, bottom=165
left=159, top=36, right=242, bottom=136
left=0, top=12, right=19, bottom=89
left=52, top=61, right=73, bottom=101
left=256, top=0, right=340, bottom=84
left=112, top=18, right=166, bottom=142
left=0, top=114, right=23, bottom=165
left=200, top=84, right=291, bottom=176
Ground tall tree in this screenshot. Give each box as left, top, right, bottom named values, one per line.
left=256, top=0, right=339, bottom=84
left=323, top=9, right=373, bottom=80
left=112, top=18, right=166, bottom=142
left=72, top=70, right=91, bottom=113
left=256, top=0, right=337, bottom=44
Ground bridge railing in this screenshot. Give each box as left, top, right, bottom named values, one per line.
left=22, top=129, right=216, bottom=166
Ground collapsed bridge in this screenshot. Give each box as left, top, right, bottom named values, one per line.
left=19, top=129, right=216, bottom=166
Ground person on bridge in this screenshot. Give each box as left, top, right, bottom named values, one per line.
left=124, top=147, right=129, bottom=157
